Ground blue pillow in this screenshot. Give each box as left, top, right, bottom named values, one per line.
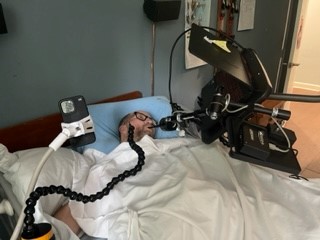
left=81, top=96, right=178, bottom=154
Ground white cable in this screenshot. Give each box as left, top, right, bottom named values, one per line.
left=269, top=116, right=291, bottom=153
left=225, top=94, right=250, bottom=113
left=49, top=129, right=70, bottom=151
left=227, top=104, right=248, bottom=113
left=11, top=130, right=69, bottom=239
left=253, top=104, right=291, bottom=153
left=221, top=93, right=231, bottom=112
left=172, top=110, right=194, bottom=121
left=11, top=115, right=94, bottom=239
left=10, top=147, right=55, bottom=240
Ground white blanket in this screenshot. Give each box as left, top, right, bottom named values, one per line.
left=69, top=136, right=320, bottom=240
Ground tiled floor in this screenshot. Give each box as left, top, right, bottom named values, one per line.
left=284, top=88, right=320, bottom=178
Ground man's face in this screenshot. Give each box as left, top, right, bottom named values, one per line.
left=119, top=111, right=156, bottom=142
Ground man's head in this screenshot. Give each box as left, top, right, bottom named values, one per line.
left=118, top=111, right=156, bottom=142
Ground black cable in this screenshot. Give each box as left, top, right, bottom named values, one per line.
left=168, top=28, right=191, bottom=104
left=22, top=124, right=145, bottom=237
left=289, top=174, right=309, bottom=181
left=168, top=24, right=245, bottom=112
left=151, top=23, right=156, bottom=96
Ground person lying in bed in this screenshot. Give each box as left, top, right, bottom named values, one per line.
left=54, top=110, right=157, bottom=236
left=118, top=111, right=156, bottom=142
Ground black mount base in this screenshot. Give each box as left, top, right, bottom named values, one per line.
left=229, top=148, right=301, bottom=175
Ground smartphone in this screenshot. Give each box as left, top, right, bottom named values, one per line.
left=58, top=95, right=96, bottom=147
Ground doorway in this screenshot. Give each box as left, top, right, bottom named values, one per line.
left=287, top=0, right=320, bottom=91
left=282, top=0, right=320, bottom=177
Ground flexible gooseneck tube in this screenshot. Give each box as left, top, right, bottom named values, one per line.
left=20, top=124, right=145, bottom=239
left=11, top=128, right=74, bottom=240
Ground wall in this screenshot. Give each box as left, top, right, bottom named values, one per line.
left=0, top=0, right=213, bottom=128
left=0, top=1, right=149, bottom=127
left=0, top=0, right=291, bottom=128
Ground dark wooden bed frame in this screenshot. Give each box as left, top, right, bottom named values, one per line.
left=0, top=91, right=143, bottom=153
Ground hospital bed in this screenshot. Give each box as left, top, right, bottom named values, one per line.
left=1, top=89, right=320, bottom=240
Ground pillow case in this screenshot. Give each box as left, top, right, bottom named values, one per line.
left=82, top=96, right=178, bottom=154
left=0, top=144, right=88, bottom=216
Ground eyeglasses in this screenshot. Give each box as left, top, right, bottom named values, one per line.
left=134, top=112, right=157, bottom=125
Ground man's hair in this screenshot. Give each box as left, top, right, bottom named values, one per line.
left=118, top=112, right=134, bottom=138
left=118, top=112, right=134, bottom=127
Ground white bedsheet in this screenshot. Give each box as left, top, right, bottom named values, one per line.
left=69, top=136, right=320, bottom=240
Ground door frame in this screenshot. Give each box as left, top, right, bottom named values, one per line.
left=277, top=0, right=309, bottom=95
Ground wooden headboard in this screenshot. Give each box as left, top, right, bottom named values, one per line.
left=0, top=91, right=143, bottom=152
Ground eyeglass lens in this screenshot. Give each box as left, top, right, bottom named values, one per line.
left=134, top=112, right=156, bottom=124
